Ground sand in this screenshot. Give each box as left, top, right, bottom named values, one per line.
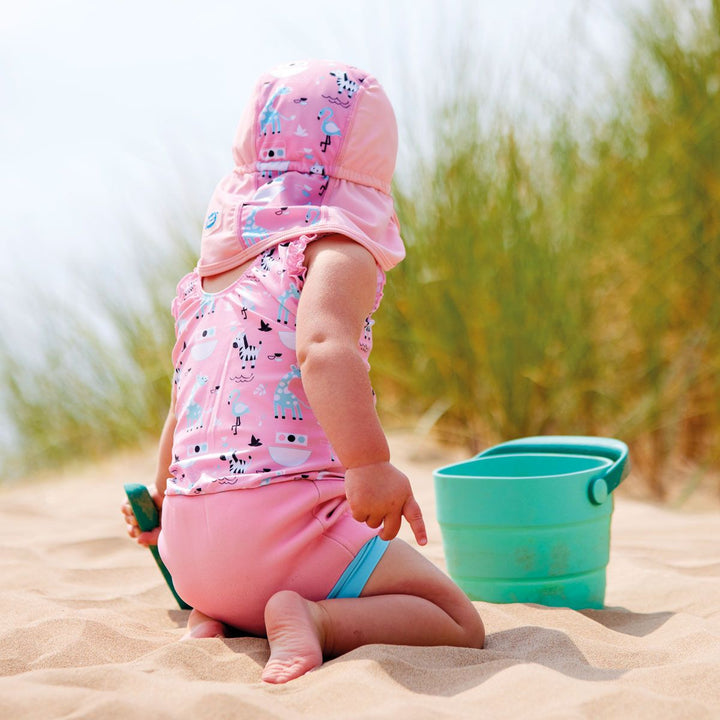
left=1, top=437, right=719, bottom=720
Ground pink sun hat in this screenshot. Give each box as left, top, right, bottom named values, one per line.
left=197, top=59, right=405, bottom=278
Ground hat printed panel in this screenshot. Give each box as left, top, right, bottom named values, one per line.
left=253, top=62, right=364, bottom=177
left=199, top=59, right=404, bottom=278
left=237, top=171, right=329, bottom=249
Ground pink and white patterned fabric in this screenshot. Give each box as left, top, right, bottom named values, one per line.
left=167, top=60, right=403, bottom=496
left=167, top=237, right=383, bottom=496
left=197, top=59, right=405, bottom=278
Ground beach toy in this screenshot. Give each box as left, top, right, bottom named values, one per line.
left=124, top=483, right=191, bottom=610
left=433, top=436, right=629, bottom=609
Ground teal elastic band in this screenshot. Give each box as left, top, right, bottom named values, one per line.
left=326, top=535, right=389, bottom=599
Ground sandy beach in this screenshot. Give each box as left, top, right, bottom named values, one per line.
left=1, top=436, right=719, bottom=719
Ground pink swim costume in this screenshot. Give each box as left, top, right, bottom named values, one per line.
left=158, top=59, right=405, bottom=632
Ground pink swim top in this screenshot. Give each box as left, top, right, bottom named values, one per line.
left=167, top=237, right=383, bottom=495
left=167, top=59, right=403, bottom=495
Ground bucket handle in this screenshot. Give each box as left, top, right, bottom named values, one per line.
left=477, top=436, right=630, bottom=504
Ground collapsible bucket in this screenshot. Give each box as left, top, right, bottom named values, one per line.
left=433, top=436, right=629, bottom=609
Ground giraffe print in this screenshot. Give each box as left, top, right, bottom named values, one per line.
left=276, top=282, right=300, bottom=325
left=273, top=364, right=304, bottom=420
left=184, top=374, right=208, bottom=430
left=259, top=86, right=291, bottom=135
left=196, top=294, right=216, bottom=319
left=242, top=208, right=271, bottom=246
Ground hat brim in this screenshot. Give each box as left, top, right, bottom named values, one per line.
left=198, top=173, right=404, bottom=277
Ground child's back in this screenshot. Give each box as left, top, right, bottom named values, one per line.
left=170, top=237, right=375, bottom=495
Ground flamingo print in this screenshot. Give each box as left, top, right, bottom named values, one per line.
left=317, top=107, right=342, bottom=152
left=228, top=390, right=250, bottom=435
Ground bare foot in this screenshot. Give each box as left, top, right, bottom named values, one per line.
left=262, top=590, right=325, bottom=684
left=181, top=609, right=226, bottom=640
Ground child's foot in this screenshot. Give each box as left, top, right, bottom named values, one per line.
left=181, top=609, right=226, bottom=640
left=262, top=590, right=325, bottom=684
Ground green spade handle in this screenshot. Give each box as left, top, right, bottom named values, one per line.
left=124, top=483, right=190, bottom=610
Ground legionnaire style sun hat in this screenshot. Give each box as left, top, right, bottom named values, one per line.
left=198, top=59, right=405, bottom=278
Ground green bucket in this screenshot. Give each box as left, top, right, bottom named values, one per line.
left=433, top=436, right=630, bottom=609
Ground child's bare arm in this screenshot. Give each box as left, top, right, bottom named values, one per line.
left=296, top=236, right=426, bottom=545
left=152, top=385, right=177, bottom=501
left=122, top=388, right=176, bottom=545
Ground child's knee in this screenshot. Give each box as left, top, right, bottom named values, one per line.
left=463, top=609, right=485, bottom=649
left=449, top=587, right=485, bottom=649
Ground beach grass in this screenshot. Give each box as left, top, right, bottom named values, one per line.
left=0, top=220, right=197, bottom=479
left=374, top=0, right=720, bottom=495
left=1, top=0, right=718, bottom=498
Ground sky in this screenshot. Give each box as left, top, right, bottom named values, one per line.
left=0, top=0, right=649, bottom=345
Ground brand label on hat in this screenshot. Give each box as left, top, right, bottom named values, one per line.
left=205, top=210, right=222, bottom=234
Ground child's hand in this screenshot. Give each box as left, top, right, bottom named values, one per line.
left=345, top=462, right=427, bottom=546
left=121, top=487, right=162, bottom=546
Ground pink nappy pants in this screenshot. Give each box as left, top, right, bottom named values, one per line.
left=158, top=479, right=382, bottom=635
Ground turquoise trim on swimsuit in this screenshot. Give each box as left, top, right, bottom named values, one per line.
left=326, top=536, right=389, bottom=599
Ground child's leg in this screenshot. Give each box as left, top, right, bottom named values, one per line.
left=262, top=539, right=484, bottom=683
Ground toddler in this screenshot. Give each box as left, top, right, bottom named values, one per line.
left=122, top=59, right=484, bottom=683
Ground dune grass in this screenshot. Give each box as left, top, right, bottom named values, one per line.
left=374, top=0, right=720, bottom=495
left=1, top=0, right=718, bottom=498
left=0, top=221, right=197, bottom=479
